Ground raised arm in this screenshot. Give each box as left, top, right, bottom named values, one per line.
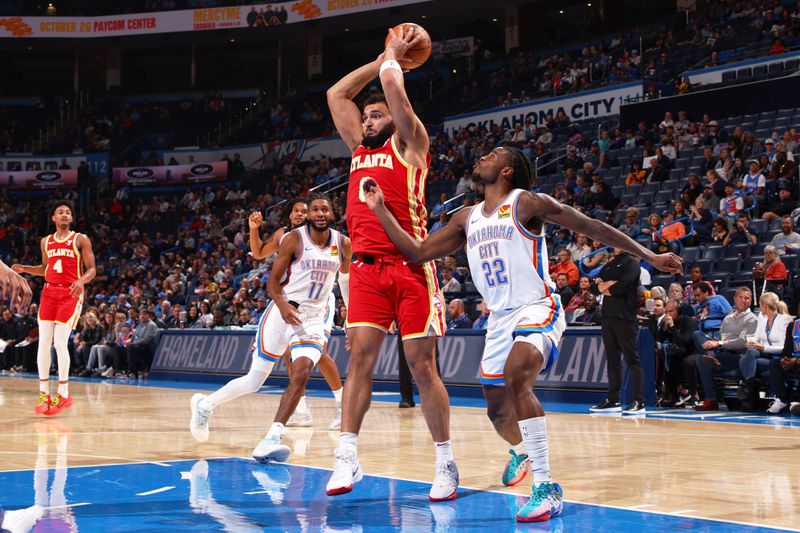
left=71, top=233, right=96, bottom=297
left=12, top=237, right=48, bottom=277
left=517, top=191, right=684, bottom=274
left=365, top=182, right=466, bottom=264
left=327, top=55, right=382, bottom=152
left=248, top=211, right=283, bottom=260
left=381, top=27, right=429, bottom=167
left=266, top=231, right=302, bottom=326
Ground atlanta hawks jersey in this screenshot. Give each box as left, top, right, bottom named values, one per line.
left=45, top=231, right=82, bottom=285
left=465, top=189, right=557, bottom=313
left=347, top=134, right=432, bottom=256
left=283, top=226, right=342, bottom=312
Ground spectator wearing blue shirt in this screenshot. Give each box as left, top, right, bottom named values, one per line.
left=693, top=281, right=732, bottom=333
left=742, top=160, right=765, bottom=197
left=430, top=193, right=448, bottom=218
left=447, top=299, right=472, bottom=330
left=472, top=300, right=489, bottom=330
left=430, top=212, right=447, bottom=234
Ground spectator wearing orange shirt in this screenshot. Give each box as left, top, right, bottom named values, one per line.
left=763, top=245, right=788, bottom=286
left=550, top=248, right=580, bottom=287
left=625, top=161, right=646, bottom=188
left=654, top=211, right=685, bottom=253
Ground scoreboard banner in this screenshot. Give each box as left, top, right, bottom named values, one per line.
left=0, top=169, right=78, bottom=189
left=0, top=0, right=431, bottom=39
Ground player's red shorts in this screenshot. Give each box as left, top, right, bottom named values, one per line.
left=39, top=283, right=83, bottom=329
left=346, top=254, right=445, bottom=341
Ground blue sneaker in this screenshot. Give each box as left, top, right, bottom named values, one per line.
left=516, top=482, right=563, bottom=522
left=502, top=449, right=530, bottom=486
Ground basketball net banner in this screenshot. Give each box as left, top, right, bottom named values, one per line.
left=0, top=0, right=431, bottom=38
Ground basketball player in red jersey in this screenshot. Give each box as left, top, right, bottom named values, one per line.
left=13, top=201, right=96, bottom=416
left=325, top=27, right=457, bottom=500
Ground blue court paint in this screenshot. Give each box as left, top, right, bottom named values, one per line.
left=0, top=458, right=790, bottom=533
left=3, top=374, right=800, bottom=427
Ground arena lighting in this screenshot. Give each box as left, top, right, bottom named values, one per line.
left=46, top=2, right=56, bottom=15
left=229, top=38, right=235, bottom=42
left=344, top=28, right=350, bottom=31
left=492, top=17, right=498, bottom=22
left=559, top=10, right=564, bottom=14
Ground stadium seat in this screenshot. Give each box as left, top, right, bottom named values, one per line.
left=681, top=247, right=701, bottom=263
left=661, top=180, right=680, bottom=192
left=724, top=243, right=752, bottom=258
left=749, top=219, right=768, bottom=236
left=702, top=246, right=725, bottom=260
left=692, top=258, right=714, bottom=274
left=722, top=71, right=737, bottom=83
left=783, top=254, right=800, bottom=272
left=651, top=274, right=676, bottom=290
left=715, top=257, right=740, bottom=274
left=785, top=59, right=800, bottom=71
left=720, top=287, right=738, bottom=303
left=654, top=191, right=673, bottom=204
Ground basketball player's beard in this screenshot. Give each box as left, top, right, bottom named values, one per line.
left=308, top=219, right=332, bottom=233
left=361, top=123, right=396, bottom=149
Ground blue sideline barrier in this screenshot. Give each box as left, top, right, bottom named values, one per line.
left=151, top=327, right=656, bottom=404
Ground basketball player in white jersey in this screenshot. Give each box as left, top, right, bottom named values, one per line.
left=192, top=195, right=351, bottom=461
left=249, top=198, right=345, bottom=429
left=365, top=146, right=683, bottom=522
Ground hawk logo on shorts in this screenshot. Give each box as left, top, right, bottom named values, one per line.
left=498, top=205, right=511, bottom=219
left=330, top=245, right=339, bottom=256
left=433, top=292, right=443, bottom=309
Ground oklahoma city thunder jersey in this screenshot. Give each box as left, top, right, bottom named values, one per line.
left=283, top=225, right=342, bottom=311
left=465, top=189, right=556, bottom=313
left=45, top=231, right=82, bottom=285
left=347, top=134, right=432, bottom=256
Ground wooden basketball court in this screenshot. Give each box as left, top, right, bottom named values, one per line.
left=0, top=375, right=797, bottom=532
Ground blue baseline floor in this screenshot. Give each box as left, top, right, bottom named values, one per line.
left=7, top=372, right=800, bottom=428
left=0, top=457, right=791, bottom=533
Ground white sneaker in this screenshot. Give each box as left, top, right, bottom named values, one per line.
left=252, top=434, right=291, bottom=463
left=328, top=402, right=342, bottom=431
left=189, top=393, right=212, bottom=442
left=767, top=398, right=788, bottom=414
left=326, top=449, right=363, bottom=495
left=286, top=409, right=313, bottom=427
left=1, top=504, right=44, bottom=533
left=429, top=460, right=459, bottom=501
left=101, top=366, right=115, bottom=378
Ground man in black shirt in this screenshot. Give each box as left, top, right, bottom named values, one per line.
left=590, top=248, right=646, bottom=414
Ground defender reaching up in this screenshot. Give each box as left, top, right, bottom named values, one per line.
left=364, top=146, right=683, bottom=521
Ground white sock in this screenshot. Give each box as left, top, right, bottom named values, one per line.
left=297, top=395, right=309, bottom=413
left=332, top=387, right=343, bottom=404
left=266, top=422, right=285, bottom=440
left=202, top=357, right=273, bottom=411
left=434, top=440, right=454, bottom=465
left=518, top=416, right=551, bottom=486
left=36, top=321, right=55, bottom=383
left=54, top=324, right=71, bottom=384
left=39, top=380, right=49, bottom=394
left=57, top=382, right=69, bottom=399
left=338, top=432, right=358, bottom=454
left=511, top=441, right=526, bottom=456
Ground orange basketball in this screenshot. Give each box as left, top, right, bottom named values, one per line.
left=384, top=23, right=431, bottom=70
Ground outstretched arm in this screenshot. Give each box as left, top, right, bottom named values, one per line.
left=0, top=260, right=32, bottom=313
left=517, top=191, right=684, bottom=274
left=12, top=237, right=47, bottom=277
left=327, top=55, right=383, bottom=152
left=267, top=231, right=302, bottom=326
left=381, top=27, right=429, bottom=165
left=71, top=234, right=96, bottom=298
left=365, top=183, right=467, bottom=264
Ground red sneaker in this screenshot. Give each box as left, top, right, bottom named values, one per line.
left=34, top=392, right=51, bottom=415
left=44, top=394, right=73, bottom=416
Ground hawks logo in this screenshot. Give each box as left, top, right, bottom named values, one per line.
left=498, top=205, right=511, bottom=219
left=330, top=245, right=339, bottom=256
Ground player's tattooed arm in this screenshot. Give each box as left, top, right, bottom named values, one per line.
left=517, top=191, right=684, bottom=275
left=364, top=182, right=466, bottom=264
left=267, top=230, right=302, bottom=326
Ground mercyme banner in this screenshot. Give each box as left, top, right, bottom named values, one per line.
left=112, top=160, right=227, bottom=186
left=0, top=0, right=431, bottom=39
left=150, top=328, right=653, bottom=393
left=0, top=169, right=77, bottom=189
left=443, top=82, right=643, bottom=138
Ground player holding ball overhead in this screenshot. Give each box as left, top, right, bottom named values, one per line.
left=324, top=24, right=458, bottom=501
left=13, top=201, right=96, bottom=416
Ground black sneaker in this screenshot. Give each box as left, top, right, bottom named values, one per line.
left=589, top=400, right=621, bottom=412
left=623, top=401, right=647, bottom=415
left=398, top=399, right=416, bottom=408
